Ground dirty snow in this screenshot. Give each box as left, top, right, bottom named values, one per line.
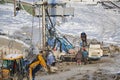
left=3, top=53, right=23, bottom=59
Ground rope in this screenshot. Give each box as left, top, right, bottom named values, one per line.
left=31, top=0, right=36, bottom=45
left=31, top=10, right=34, bottom=45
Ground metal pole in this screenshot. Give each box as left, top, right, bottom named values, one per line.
left=38, top=5, right=41, bottom=49
left=42, top=3, right=46, bottom=50
left=14, top=0, right=16, bottom=16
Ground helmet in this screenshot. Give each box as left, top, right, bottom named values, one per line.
left=81, top=32, right=86, bottom=36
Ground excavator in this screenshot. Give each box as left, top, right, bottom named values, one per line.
left=45, top=8, right=76, bottom=61
left=28, top=52, right=48, bottom=80
left=0, top=52, right=48, bottom=80
left=35, top=2, right=76, bottom=62
left=0, top=53, right=26, bottom=80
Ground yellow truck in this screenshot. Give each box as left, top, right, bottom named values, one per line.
left=0, top=53, right=48, bottom=80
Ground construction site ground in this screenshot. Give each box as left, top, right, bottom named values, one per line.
left=36, top=52, right=120, bottom=80
left=0, top=36, right=120, bottom=80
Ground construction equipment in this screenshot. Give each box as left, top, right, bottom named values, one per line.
left=28, top=53, right=48, bottom=80
left=0, top=53, right=28, bottom=80
left=46, top=24, right=76, bottom=61
left=47, top=36, right=74, bottom=53
left=102, top=46, right=111, bottom=56
left=0, top=53, right=48, bottom=80
left=88, top=43, right=103, bottom=60
left=33, top=1, right=75, bottom=61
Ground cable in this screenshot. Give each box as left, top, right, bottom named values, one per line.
left=31, top=6, right=34, bottom=45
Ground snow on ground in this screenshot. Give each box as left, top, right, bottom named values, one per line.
left=56, top=2, right=120, bottom=45
left=0, top=2, right=120, bottom=46
left=0, top=2, right=120, bottom=80
left=0, top=36, right=30, bottom=48
left=0, top=3, right=39, bottom=35
left=3, top=53, right=23, bottom=59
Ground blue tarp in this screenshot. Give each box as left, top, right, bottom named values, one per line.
left=47, top=37, right=73, bottom=53
left=47, top=37, right=55, bottom=48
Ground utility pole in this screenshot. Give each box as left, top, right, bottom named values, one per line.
left=42, top=1, right=47, bottom=50
left=14, top=0, right=16, bottom=16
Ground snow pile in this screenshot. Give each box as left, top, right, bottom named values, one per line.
left=56, top=3, right=120, bottom=45
left=0, top=3, right=39, bottom=35
left=0, top=36, right=30, bottom=48
left=0, top=2, right=120, bottom=46
left=3, top=53, right=23, bottom=59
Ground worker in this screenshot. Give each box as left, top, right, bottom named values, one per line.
left=80, top=32, right=87, bottom=47
left=82, top=47, right=88, bottom=65
left=46, top=50, right=56, bottom=67
left=80, top=41, right=83, bottom=48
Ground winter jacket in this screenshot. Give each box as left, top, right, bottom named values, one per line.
left=82, top=50, right=88, bottom=58
left=47, top=52, right=55, bottom=66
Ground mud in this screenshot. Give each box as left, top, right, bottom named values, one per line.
left=36, top=52, right=120, bottom=80
left=0, top=35, right=120, bottom=80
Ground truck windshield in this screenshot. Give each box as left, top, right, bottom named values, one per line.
left=2, top=60, right=14, bottom=69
